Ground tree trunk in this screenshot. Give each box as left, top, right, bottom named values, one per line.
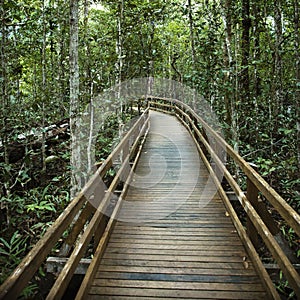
left=233, top=23, right=240, bottom=155
left=58, top=6, right=68, bottom=117
left=0, top=0, right=10, bottom=194
left=41, top=0, right=47, bottom=173
left=274, top=0, right=284, bottom=113
left=187, top=0, right=196, bottom=66
left=69, top=0, right=81, bottom=199
left=117, top=0, right=124, bottom=87
left=117, top=0, right=125, bottom=138
left=220, top=0, right=233, bottom=141
left=252, top=1, right=262, bottom=144
left=294, top=0, right=300, bottom=169
left=272, top=0, right=283, bottom=156
left=240, top=0, right=251, bottom=123
left=83, top=0, right=93, bottom=105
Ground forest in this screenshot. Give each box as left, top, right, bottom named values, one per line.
left=0, top=0, right=299, bottom=298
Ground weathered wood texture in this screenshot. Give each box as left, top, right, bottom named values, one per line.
left=87, top=111, right=268, bottom=299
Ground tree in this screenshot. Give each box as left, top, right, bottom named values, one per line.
left=0, top=0, right=10, bottom=197
left=187, top=0, right=196, bottom=66
left=69, top=0, right=80, bottom=198
left=294, top=0, right=300, bottom=169
left=240, top=0, right=251, bottom=142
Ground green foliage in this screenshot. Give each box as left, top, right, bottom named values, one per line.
left=276, top=271, right=296, bottom=300
left=26, top=200, right=56, bottom=217
left=21, top=283, right=39, bottom=299
left=0, top=231, right=39, bottom=298
left=255, top=157, right=276, bottom=176
left=0, top=231, right=28, bottom=267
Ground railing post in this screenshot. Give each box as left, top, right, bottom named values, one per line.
left=246, top=163, right=259, bottom=249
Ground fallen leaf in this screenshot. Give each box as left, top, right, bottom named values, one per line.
left=243, top=261, right=249, bottom=269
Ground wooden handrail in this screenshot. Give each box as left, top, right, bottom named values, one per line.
left=75, top=119, right=150, bottom=299
left=0, top=108, right=149, bottom=300
left=148, top=97, right=300, bottom=298
left=180, top=111, right=280, bottom=299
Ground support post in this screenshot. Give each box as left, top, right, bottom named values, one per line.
left=246, top=164, right=259, bottom=249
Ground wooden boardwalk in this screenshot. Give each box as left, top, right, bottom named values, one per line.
left=2, top=101, right=299, bottom=299
left=0, top=102, right=300, bottom=300
left=87, top=111, right=267, bottom=299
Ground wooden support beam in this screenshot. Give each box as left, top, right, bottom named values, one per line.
left=246, top=174, right=259, bottom=249
left=46, top=257, right=300, bottom=276
left=46, top=257, right=91, bottom=275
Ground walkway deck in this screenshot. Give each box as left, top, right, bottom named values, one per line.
left=87, top=111, right=267, bottom=299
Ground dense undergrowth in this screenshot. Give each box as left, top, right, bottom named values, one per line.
left=0, top=111, right=137, bottom=298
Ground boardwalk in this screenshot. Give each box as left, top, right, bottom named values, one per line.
left=87, top=111, right=267, bottom=299
left=2, top=100, right=299, bottom=300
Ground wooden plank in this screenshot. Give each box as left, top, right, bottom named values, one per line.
left=100, top=258, right=255, bottom=270
left=106, top=242, right=245, bottom=250
left=103, top=253, right=251, bottom=264
left=47, top=257, right=91, bottom=275
left=105, top=248, right=246, bottom=256
left=88, top=296, right=259, bottom=300
left=108, top=237, right=242, bottom=243
left=88, top=286, right=266, bottom=299
left=95, top=266, right=258, bottom=277
left=92, top=278, right=265, bottom=291
left=113, top=226, right=235, bottom=233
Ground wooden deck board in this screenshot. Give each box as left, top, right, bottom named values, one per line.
left=88, top=111, right=267, bottom=299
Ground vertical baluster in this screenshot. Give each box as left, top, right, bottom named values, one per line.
left=246, top=164, right=259, bottom=249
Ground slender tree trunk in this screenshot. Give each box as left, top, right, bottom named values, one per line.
left=83, top=0, right=93, bottom=104
left=116, top=0, right=124, bottom=88
left=70, top=0, right=80, bottom=198
left=233, top=23, right=240, bottom=155
left=272, top=0, right=283, bottom=157
left=82, top=0, right=94, bottom=172
left=0, top=0, right=12, bottom=228
left=274, top=0, right=284, bottom=113
left=240, top=0, right=251, bottom=125
left=294, top=0, right=300, bottom=169
left=187, top=0, right=196, bottom=66
left=0, top=0, right=10, bottom=192
left=116, top=0, right=125, bottom=138
left=252, top=1, right=262, bottom=143
left=220, top=0, right=233, bottom=140
left=41, top=0, right=47, bottom=173
left=58, top=5, right=68, bottom=117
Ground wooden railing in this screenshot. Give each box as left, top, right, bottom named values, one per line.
left=0, top=108, right=150, bottom=300
left=149, top=97, right=300, bottom=299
